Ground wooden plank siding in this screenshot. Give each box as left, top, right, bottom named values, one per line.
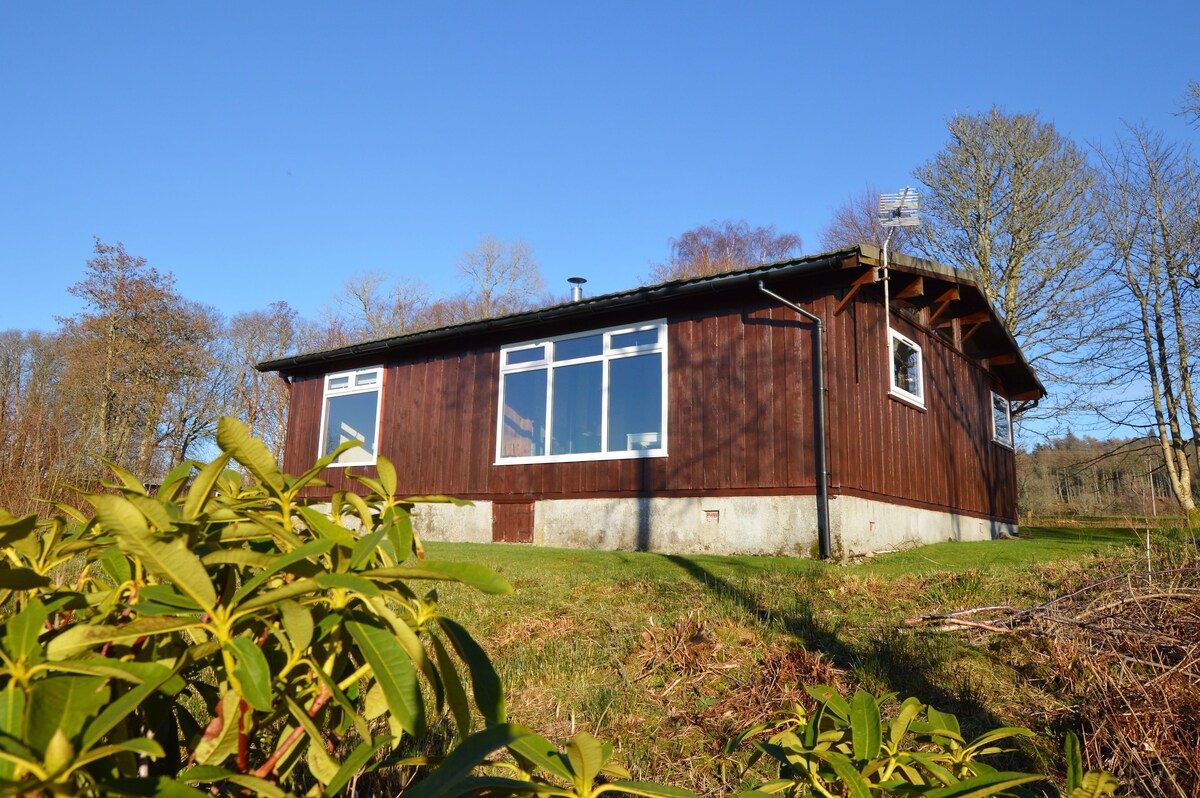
left=280, top=269, right=1018, bottom=523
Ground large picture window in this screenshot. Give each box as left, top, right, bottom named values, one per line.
left=319, top=366, right=383, bottom=466
left=889, top=328, right=924, bottom=406
left=992, top=391, right=1013, bottom=448
left=497, top=321, right=667, bottom=464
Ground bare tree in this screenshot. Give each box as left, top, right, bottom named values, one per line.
left=649, top=220, right=802, bottom=283
left=1179, top=80, right=1200, bottom=127
left=225, top=302, right=301, bottom=457
left=913, top=106, right=1099, bottom=377
left=819, top=185, right=915, bottom=254
left=57, top=240, right=215, bottom=477
left=454, top=236, right=545, bottom=319
left=1091, top=125, right=1200, bottom=516
left=332, top=270, right=433, bottom=339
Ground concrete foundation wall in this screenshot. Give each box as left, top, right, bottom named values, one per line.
left=410, top=500, right=494, bottom=544
left=407, top=493, right=1016, bottom=558
left=534, top=495, right=819, bottom=556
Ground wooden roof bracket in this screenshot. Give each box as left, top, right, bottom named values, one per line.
left=927, top=286, right=961, bottom=325
left=961, top=320, right=987, bottom=346
left=833, top=269, right=880, bottom=316
left=893, top=276, right=924, bottom=302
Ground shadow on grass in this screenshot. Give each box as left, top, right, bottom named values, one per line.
left=659, top=553, right=1044, bottom=775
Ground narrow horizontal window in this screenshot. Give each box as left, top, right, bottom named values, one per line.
left=889, top=328, right=924, bottom=406
left=496, top=320, right=668, bottom=464
left=992, top=391, right=1013, bottom=448
left=507, top=346, right=546, bottom=366
left=320, top=366, right=383, bottom=467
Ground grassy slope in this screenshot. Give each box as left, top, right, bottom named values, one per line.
left=422, top=526, right=1158, bottom=793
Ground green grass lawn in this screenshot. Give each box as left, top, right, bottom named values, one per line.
left=417, top=525, right=1166, bottom=793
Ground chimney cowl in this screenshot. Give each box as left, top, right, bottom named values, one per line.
left=567, top=276, right=587, bottom=302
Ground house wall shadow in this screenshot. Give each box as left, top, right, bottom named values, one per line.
left=657, top=553, right=1042, bottom=775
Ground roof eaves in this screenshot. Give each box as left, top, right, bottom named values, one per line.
left=256, top=247, right=859, bottom=373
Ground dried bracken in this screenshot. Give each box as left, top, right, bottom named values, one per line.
left=905, top=566, right=1200, bottom=797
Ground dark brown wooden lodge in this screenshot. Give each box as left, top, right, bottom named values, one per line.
left=259, top=245, right=1044, bottom=558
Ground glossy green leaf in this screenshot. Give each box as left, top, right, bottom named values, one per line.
left=849, top=689, right=882, bottom=761
left=80, top=663, right=175, bottom=749
left=364, top=561, right=513, bottom=595
left=921, top=771, right=1041, bottom=797
left=47, top=615, right=204, bottom=659
left=0, top=568, right=50, bottom=590
left=97, top=457, right=147, bottom=494
left=156, top=458, right=198, bottom=503
left=127, top=494, right=178, bottom=532
left=566, top=730, right=605, bottom=788
left=92, top=494, right=216, bottom=612
left=374, top=456, right=398, bottom=497
left=345, top=617, right=425, bottom=737
left=811, top=750, right=873, bottom=798
left=217, top=417, right=286, bottom=495
left=230, top=538, right=334, bottom=605
left=101, top=775, right=209, bottom=797
left=314, top=572, right=381, bottom=596
left=1064, top=731, right=1083, bottom=793
left=501, top=729, right=571, bottom=777
left=805, top=684, right=852, bottom=721
left=1070, top=770, right=1121, bottom=797
left=438, top=616, right=505, bottom=724
left=4, top=599, right=47, bottom=662
left=193, top=691, right=241, bottom=766
left=0, top=512, right=39, bottom=559
left=402, top=724, right=530, bottom=798
left=430, top=633, right=472, bottom=741
left=609, top=781, right=701, bottom=798
left=350, top=526, right=387, bottom=570
left=278, top=600, right=313, bottom=653
left=0, top=684, right=26, bottom=781
left=181, top=453, right=231, bottom=520
left=98, top=547, right=132, bottom=586
left=200, top=549, right=278, bottom=568
left=320, top=736, right=390, bottom=797
left=296, top=506, right=359, bottom=548
left=888, top=696, right=924, bottom=748
left=229, top=637, right=273, bottom=712
left=306, top=735, right=340, bottom=786
left=26, top=675, right=110, bottom=753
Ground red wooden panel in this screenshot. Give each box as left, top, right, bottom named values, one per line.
left=492, top=501, right=533, bottom=543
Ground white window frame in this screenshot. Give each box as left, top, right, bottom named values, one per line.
left=495, top=320, right=669, bottom=465
left=318, top=365, right=384, bottom=468
left=991, top=391, right=1014, bottom=449
left=888, top=328, right=925, bottom=407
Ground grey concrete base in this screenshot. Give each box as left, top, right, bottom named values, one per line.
left=410, top=500, right=494, bottom=544
left=536, top=495, right=821, bottom=556
left=406, top=492, right=1016, bottom=558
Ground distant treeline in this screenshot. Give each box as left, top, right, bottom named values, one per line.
left=1017, top=433, right=1187, bottom=520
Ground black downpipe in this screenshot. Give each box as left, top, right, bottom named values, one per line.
left=757, top=281, right=832, bottom=560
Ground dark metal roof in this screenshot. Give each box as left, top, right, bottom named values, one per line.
left=257, top=244, right=1044, bottom=400
left=256, top=247, right=858, bottom=372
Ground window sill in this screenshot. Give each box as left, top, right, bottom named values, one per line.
left=322, top=459, right=378, bottom=469
left=888, top=390, right=926, bottom=412
left=991, top=437, right=1015, bottom=451
left=495, top=448, right=669, bottom=466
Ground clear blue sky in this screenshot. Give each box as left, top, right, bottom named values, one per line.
left=2, top=1, right=1196, bottom=333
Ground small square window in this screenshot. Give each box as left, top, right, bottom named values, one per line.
left=889, top=329, right=924, bottom=405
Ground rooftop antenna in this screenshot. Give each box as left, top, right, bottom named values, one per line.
left=567, top=276, right=587, bottom=302
left=877, top=186, right=921, bottom=350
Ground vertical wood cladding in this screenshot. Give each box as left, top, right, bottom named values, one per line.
left=492, top=501, right=534, bottom=543
left=281, top=271, right=1018, bottom=523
